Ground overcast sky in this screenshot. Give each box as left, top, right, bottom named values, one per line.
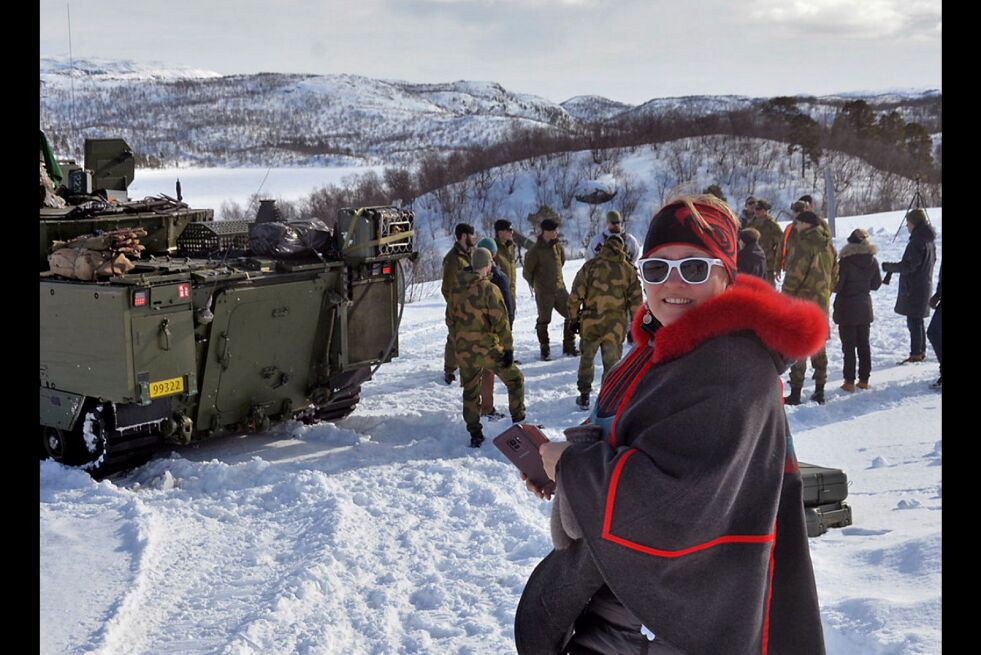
left=39, top=0, right=940, bottom=105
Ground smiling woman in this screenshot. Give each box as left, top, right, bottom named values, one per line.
left=517, top=195, right=830, bottom=654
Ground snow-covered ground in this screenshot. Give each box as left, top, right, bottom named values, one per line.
left=41, top=209, right=941, bottom=654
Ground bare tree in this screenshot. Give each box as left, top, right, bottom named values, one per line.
left=551, top=152, right=586, bottom=210
left=531, top=156, right=556, bottom=209
left=612, top=169, right=648, bottom=228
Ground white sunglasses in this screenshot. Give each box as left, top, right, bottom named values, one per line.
left=637, top=257, right=725, bottom=285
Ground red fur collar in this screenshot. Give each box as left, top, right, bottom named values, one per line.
left=630, top=274, right=828, bottom=363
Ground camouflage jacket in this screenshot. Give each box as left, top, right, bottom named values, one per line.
left=448, top=269, right=513, bottom=369
left=745, top=213, right=784, bottom=276
left=523, top=236, right=566, bottom=292
left=441, top=242, right=472, bottom=302
left=782, top=217, right=831, bottom=272
left=494, top=236, right=518, bottom=307
left=781, top=224, right=838, bottom=310
left=568, top=241, right=643, bottom=342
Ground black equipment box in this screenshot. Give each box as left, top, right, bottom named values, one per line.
left=799, top=462, right=849, bottom=507
left=804, top=502, right=853, bottom=538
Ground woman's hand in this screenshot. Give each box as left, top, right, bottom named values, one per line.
left=519, top=441, right=571, bottom=501
left=521, top=472, right=552, bottom=500
left=541, top=441, right=573, bottom=482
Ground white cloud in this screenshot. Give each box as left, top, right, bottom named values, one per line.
left=749, top=0, right=941, bottom=38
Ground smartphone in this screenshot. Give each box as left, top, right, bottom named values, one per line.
left=493, top=423, right=555, bottom=493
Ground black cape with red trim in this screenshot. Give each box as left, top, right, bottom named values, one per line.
left=515, top=275, right=827, bottom=654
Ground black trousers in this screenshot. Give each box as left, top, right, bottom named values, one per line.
left=906, top=316, right=926, bottom=356
left=839, top=324, right=872, bottom=383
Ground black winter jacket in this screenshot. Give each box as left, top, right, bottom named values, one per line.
left=737, top=242, right=767, bottom=280
left=882, top=221, right=936, bottom=317
left=832, top=243, right=882, bottom=326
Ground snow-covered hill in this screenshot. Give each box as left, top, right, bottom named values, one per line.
left=40, top=57, right=580, bottom=167
left=41, top=208, right=942, bottom=654
left=39, top=57, right=941, bottom=168
left=407, top=135, right=941, bottom=262
left=560, top=94, right=633, bottom=122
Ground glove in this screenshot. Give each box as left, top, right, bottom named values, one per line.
left=502, top=349, right=514, bottom=368
left=569, top=320, right=581, bottom=335
left=929, top=293, right=941, bottom=310
left=882, top=271, right=893, bottom=286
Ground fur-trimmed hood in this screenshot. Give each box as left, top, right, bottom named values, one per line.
left=839, top=241, right=878, bottom=258
left=631, top=273, right=828, bottom=363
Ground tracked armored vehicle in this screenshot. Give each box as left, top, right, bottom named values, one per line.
left=40, top=134, right=415, bottom=476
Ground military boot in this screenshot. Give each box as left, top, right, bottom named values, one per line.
left=784, top=385, right=803, bottom=406
left=810, top=384, right=826, bottom=405
left=576, top=392, right=590, bottom=410
left=562, top=320, right=579, bottom=356
left=540, top=343, right=551, bottom=361
left=469, top=430, right=485, bottom=448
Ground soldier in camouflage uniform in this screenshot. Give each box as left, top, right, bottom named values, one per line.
left=781, top=210, right=838, bottom=405
left=780, top=200, right=806, bottom=274
left=442, top=223, right=476, bottom=384
left=745, top=199, right=784, bottom=286
left=493, top=219, right=518, bottom=317
left=449, top=247, right=526, bottom=448
left=783, top=195, right=832, bottom=274
left=522, top=218, right=577, bottom=360
left=567, top=235, right=643, bottom=409
left=476, top=237, right=514, bottom=420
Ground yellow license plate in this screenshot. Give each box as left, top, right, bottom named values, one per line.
left=149, top=376, right=185, bottom=399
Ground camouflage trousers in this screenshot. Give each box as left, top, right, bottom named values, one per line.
left=789, top=346, right=828, bottom=387
left=461, top=362, right=524, bottom=436
left=444, top=320, right=457, bottom=374
left=534, top=288, right=575, bottom=350
left=578, top=338, right=623, bottom=394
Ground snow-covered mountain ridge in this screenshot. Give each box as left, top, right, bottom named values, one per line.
left=40, top=57, right=941, bottom=167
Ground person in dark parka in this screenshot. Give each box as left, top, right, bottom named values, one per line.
left=927, top=260, right=942, bottom=388
left=516, top=195, right=827, bottom=655
left=833, top=229, right=882, bottom=391
left=882, top=208, right=936, bottom=362
left=737, top=227, right=767, bottom=280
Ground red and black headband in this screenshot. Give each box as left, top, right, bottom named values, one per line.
left=642, top=201, right=739, bottom=281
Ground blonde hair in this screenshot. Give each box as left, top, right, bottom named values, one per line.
left=660, top=194, right=740, bottom=234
